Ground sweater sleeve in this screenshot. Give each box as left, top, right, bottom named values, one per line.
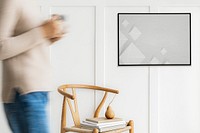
left=0, top=0, right=48, bottom=60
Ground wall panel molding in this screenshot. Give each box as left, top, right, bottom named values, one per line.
left=156, top=5, right=200, bottom=133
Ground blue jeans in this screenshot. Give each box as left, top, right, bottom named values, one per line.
left=4, top=91, right=49, bottom=133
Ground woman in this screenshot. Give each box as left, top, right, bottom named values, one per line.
left=0, top=0, right=65, bottom=132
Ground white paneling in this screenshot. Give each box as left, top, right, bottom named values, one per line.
left=105, top=6, right=150, bottom=133
left=158, top=0, right=200, bottom=5
left=50, top=6, right=95, bottom=85
left=94, top=5, right=106, bottom=117
left=105, top=1, right=150, bottom=6
left=158, top=7, right=200, bottom=133
left=149, top=67, right=159, bottom=133
left=49, top=6, right=95, bottom=133
left=36, top=0, right=150, bottom=7
left=1, top=0, right=200, bottom=133
left=95, top=5, right=105, bottom=87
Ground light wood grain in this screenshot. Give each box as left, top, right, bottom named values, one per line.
left=103, top=126, right=131, bottom=133
left=93, top=128, right=99, bottom=133
left=58, top=84, right=119, bottom=100
left=94, top=92, right=108, bottom=118
left=65, top=127, right=92, bottom=133
left=58, top=84, right=134, bottom=133
left=61, top=96, right=67, bottom=133
left=105, top=106, right=115, bottom=119
left=66, top=88, right=80, bottom=126
left=127, top=120, right=134, bottom=133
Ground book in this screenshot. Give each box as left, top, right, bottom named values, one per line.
left=81, top=120, right=126, bottom=127
left=86, top=117, right=123, bottom=123
left=81, top=122, right=126, bottom=132
left=100, top=124, right=126, bottom=132
left=81, top=117, right=126, bottom=132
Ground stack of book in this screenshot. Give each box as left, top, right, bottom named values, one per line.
left=81, top=117, right=126, bottom=132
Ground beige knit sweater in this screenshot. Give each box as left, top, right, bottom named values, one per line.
left=0, top=0, right=53, bottom=102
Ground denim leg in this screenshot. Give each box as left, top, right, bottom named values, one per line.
left=4, top=92, right=49, bottom=133
left=4, top=92, right=26, bottom=133
left=19, top=92, right=49, bottom=133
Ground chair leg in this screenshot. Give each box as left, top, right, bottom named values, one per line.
left=61, top=129, right=65, bottom=133
left=93, top=128, right=99, bottom=133
left=128, top=120, right=134, bottom=133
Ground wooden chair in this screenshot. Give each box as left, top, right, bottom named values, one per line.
left=58, top=84, right=134, bottom=133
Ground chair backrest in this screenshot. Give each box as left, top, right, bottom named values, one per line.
left=58, top=84, right=119, bottom=131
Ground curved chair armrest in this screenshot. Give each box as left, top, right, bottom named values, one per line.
left=58, top=88, right=75, bottom=100
left=58, top=84, right=119, bottom=100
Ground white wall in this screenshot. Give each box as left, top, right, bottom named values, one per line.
left=1, top=0, right=200, bottom=133
left=158, top=6, right=200, bottom=133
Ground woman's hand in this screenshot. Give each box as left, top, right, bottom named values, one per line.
left=40, top=16, right=66, bottom=42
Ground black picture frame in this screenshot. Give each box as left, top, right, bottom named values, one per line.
left=118, top=13, right=191, bottom=66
